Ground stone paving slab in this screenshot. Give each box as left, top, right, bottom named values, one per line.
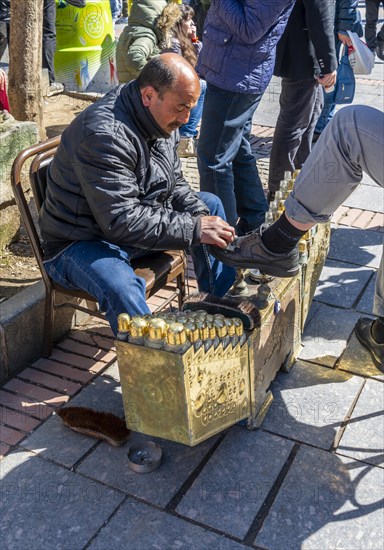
left=89, top=499, right=247, bottom=550
left=176, top=428, right=294, bottom=539
left=299, top=303, right=361, bottom=367
left=0, top=451, right=124, bottom=550
left=261, top=360, right=364, bottom=449
left=77, top=431, right=219, bottom=508
left=337, top=379, right=384, bottom=467
left=356, top=273, right=377, bottom=314
left=337, top=329, right=384, bottom=381
left=343, top=181, right=384, bottom=213
left=21, top=375, right=124, bottom=468
left=254, top=445, right=384, bottom=550
left=328, top=226, right=382, bottom=270
left=314, top=259, right=373, bottom=309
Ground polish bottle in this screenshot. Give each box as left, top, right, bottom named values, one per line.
left=116, top=313, right=131, bottom=342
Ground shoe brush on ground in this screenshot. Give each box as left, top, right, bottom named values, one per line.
left=183, top=292, right=261, bottom=330
left=56, top=406, right=130, bottom=447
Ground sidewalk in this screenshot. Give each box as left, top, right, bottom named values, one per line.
left=1, top=37, right=384, bottom=550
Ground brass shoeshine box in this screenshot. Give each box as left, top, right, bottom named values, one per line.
left=116, top=338, right=251, bottom=446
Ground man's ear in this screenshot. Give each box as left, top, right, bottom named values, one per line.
left=141, top=85, right=157, bottom=107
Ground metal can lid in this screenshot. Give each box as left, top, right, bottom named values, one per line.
left=127, top=441, right=162, bottom=473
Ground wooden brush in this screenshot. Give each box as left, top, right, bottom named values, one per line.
left=56, top=406, right=130, bottom=447
left=183, top=293, right=261, bottom=330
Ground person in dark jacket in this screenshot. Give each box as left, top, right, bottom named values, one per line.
left=0, top=0, right=10, bottom=61
left=196, top=0, right=295, bottom=237
left=39, top=54, right=236, bottom=335
left=268, top=0, right=337, bottom=194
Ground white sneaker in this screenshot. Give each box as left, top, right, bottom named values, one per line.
left=46, top=82, right=64, bottom=97
left=177, top=137, right=197, bottom=158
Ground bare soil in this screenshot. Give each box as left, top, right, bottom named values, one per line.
left=0, top=94, right=93, bottom=303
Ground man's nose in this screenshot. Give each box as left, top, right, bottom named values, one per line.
left=178, top=111, right=190, bottom=125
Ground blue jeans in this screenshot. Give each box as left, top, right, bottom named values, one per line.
left=44, top=192, right=235, bottom=334
left=180, top=79, right=206, bottom=138
left=109, top=0, right=122, bottom=19
left=197, top=83, right=268, bottom=233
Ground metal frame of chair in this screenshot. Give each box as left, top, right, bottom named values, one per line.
left=11, top=135, right=186, bottom=357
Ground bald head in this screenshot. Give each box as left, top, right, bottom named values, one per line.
left=137, top=53, right=199, bottom=98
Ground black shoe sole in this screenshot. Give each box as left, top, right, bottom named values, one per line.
left=355, top=328, right=384, bottom=371
left=209, top=248, right=300, bottom=278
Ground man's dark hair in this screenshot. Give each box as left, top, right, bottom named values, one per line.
left=137, top=56, right=177, bottom=98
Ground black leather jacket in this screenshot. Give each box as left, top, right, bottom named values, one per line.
left=39, top=81, right=209, bottom=259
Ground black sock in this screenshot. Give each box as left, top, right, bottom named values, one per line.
left=371, top=316, right=384, bottom=344
left=261, top=212, right=308, bottom=253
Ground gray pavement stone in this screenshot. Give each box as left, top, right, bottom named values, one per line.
left=314, top=259, right=373, bottom=309
left=299, top=303, right=361, bottom=367
left=89, top=499, right=246, bottom=549
left=77, top=431, right=219, bottom=508
left=328, top=226, right=382, bottom=270
left=21, top=413, right=97, bottom=468
left=176, top=428, right=294, bottom=539
left=21, top=375, right=124, bottom=467
left=356, top=274, right=377, bottom=314
left=337, top=379, right=384, bottom=467
left=261, top=360, right=364, bottom=449
left=343, top=182, right=383, bottom=213
left=254, top=446, right=384, bottom=550
left=0, top=451, right=123, bottom=550
left=337, top=329, right=384, bottom=381
left=101, top=361, right=120, bottom=381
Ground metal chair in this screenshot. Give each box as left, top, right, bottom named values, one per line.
left=11, top=136, right=186, bottom=357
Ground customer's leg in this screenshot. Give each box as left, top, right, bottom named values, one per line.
left=44, top=241, right=150, bottom=334
left=365, top=0, right=380, bottom=50
left=189, top=191, right=236, bottom=296
left=198, top=83, right=264, bottom=228
left=374, top=254, right=384, bottom=316
left=42, top=0, right=57, bottom=84
left=285, top=105, right=384, bottom=224
left=268, top=78, right=320, bottom=192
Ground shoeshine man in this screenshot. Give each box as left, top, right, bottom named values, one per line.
left=210, top=106, right=384, bottom=371
left=39, top=54, right=237, bottom=335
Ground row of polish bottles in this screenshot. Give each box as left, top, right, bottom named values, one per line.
left=116, top=310, right=247, bottom=354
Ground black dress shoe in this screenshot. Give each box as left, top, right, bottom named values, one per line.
left=208, top=228, right=299, bottom=278
left=355, top=317, right=384, bottom=371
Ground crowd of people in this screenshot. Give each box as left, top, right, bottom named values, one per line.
left=0, top=1, right=383, bottom=370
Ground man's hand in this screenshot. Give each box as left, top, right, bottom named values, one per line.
left=0, top=69, right=6, bottom=91
left=200, top=216, right=235, bottom=248
left=338, top=31, right=353, bottom=47
left=316, top=70, right=337, bottom=90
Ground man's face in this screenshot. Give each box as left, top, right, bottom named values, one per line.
left=142, top=79, right=200, bottom=135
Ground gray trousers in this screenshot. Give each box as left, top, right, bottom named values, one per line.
left=285, top=105, right=384, bottom=316
left=268, top=78, right=323, bottom=192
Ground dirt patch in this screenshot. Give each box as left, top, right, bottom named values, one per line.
left=0, top=94, right=93, bottom=303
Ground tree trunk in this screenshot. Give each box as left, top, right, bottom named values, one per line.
left=8, top=0, right=46, bottom=139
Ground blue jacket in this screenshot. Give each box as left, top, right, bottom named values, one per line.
left=196, top=0, right=295, bottom=94
left=336, top=0, right=362, bottom=34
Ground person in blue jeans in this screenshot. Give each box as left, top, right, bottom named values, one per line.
left=314, top=0, right=363, bottom=138
left=39, top=54, right=236, bottom=335
left=196, top=0, right=296, bottom=235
